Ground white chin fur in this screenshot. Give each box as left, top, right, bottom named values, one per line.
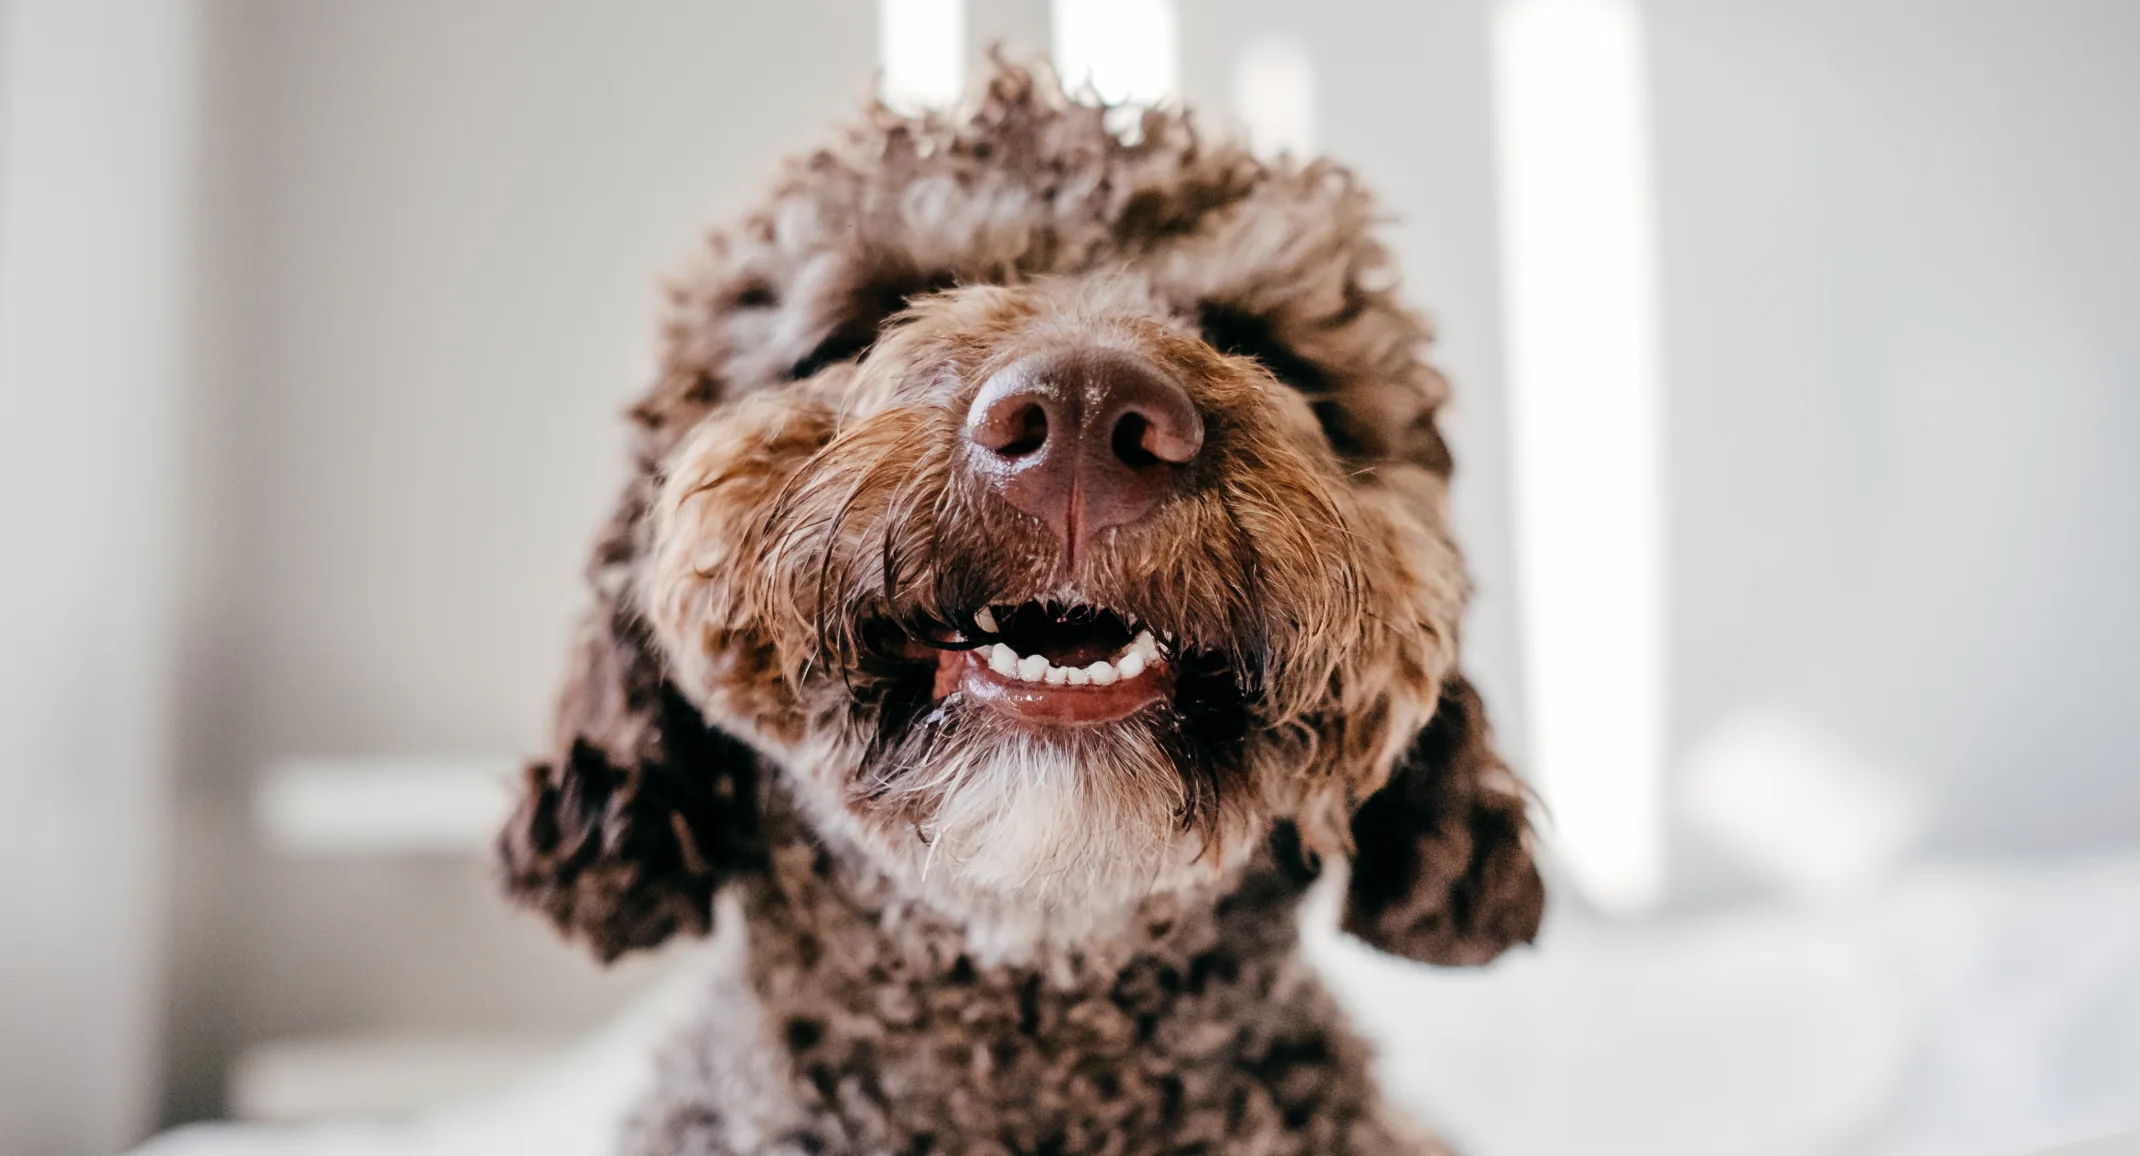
left=913, top=737, right=1184, bottom=904
left=792, top=720, right=1237, bottom=957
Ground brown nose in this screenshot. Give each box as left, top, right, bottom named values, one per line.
left=964, top=347, right=1204, bottom=559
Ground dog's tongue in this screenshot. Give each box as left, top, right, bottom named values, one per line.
left=999, top=604, right=1131, bottom=668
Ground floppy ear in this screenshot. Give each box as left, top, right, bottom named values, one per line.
left=1341, top=673, right=1545, bottom=966
left=495, top=492, right=763, bottom=963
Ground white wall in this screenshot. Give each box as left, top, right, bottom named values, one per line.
left=1648, top=0, right=2140, bottom=891
left=0, top=1, right=201, bottom=1150
left=162, top=0, right=876, bottom=1123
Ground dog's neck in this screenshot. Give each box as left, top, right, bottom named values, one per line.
left=742, top=782, right=1322, bottom=989
left=628, top=783, right=1404, bottom=1152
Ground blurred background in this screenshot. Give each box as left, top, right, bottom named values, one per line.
left=2, top=1, right=2135, bottom=1154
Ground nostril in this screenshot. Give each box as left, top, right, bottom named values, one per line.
left=1119, top=402, right=1203, bottom=466
left=1111, top=413, right=1157, bottom=468
left=995, top=402, right=1048, bottom=457
left=972, top=399, right=1049, bottom=458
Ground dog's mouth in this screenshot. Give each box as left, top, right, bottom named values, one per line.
left=930, top=601, right=1177, bottom=725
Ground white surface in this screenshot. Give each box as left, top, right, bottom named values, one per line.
left=1052, top=0, right=1178, bottom=105
left=1490, top=0, right=1668, bottom=912
left=1314, top=854, right=2140, bottom=1156
left=1644, top=0, right=2140, bottom=858
left=0, top=0, right=201, bottom=1149
left=1231, top=33, right=1316, bottom=158
left=229, top=1035, right=572, bottom=1123
left=878, top=0, right=965, bottom=110
left=2036, top=1136, right=2140, bottom=1156
left=254, top=757, right=519, bottom=857
left=159, top=4, right=879, bottom=1117
left=136, top=854, right=2140, bottom=1156
left=1679, top=707, right=1923, bottom=899
left=139, top=958, right=702, bottom=1156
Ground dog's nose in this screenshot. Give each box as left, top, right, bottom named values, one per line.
left=964, top=347, right=1203, bottom=556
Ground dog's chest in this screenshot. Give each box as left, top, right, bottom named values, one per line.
left=624, top=861, right=1438, bottom=1156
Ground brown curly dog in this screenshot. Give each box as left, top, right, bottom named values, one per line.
left=496, top=61, right=1544, bottom=1156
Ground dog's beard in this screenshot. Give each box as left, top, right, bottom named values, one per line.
left=850, top=692, right=1237, bottom=928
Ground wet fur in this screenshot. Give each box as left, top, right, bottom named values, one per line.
left=498, top=62, right=1544, bottom=1155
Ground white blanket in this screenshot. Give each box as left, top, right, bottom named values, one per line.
left=140, top=853, right=2140, bottom=1156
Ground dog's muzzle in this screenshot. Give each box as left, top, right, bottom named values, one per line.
left=938, top=346, right=1207, bottom=726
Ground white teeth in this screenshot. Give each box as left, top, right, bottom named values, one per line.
left=976, top=620, right=1169, bottom=688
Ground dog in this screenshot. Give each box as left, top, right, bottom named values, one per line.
left=496, top=61, right=1544, bottom=1156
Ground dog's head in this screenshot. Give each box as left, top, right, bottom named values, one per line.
left=498, top=63, right=1542, bottom=964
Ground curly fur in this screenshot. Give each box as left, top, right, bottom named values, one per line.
left=497, top=61, right=1544, bottom=1154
